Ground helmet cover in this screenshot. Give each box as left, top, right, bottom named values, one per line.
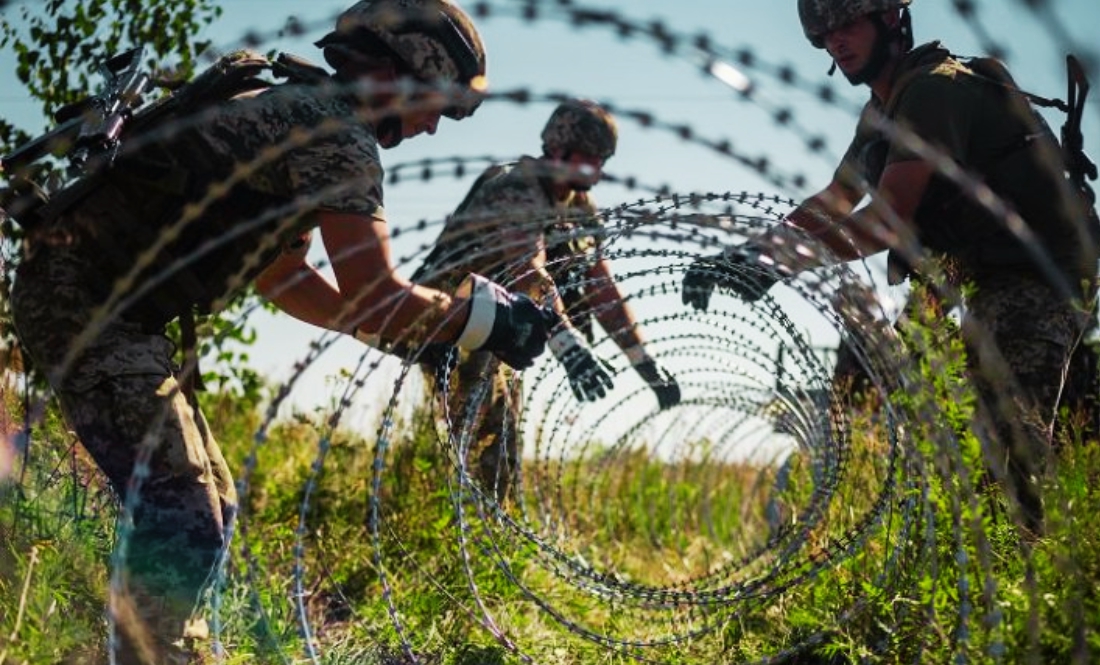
left=541, top=99, right=618, bottom=161
left=318, top=0, right=487, bottom=117
left=798, top=0, right=911, bottom=47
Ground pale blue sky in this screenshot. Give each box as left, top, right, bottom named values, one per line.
left=3, top=0, right=1098, bottom=429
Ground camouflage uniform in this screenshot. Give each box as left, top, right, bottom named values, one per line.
left=837, top=42, right=1099, bottom=531
left=11, top=82, right=384, bottom=663
left=415, top=157, right=604, bottom=500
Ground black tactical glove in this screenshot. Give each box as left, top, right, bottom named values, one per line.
left=455, top=274, right=556, bottom=370
left=633, top=358, right=681, bottom=410
left=549, top=326, right=614, bottom=402
left=681, top=243, right=787, bottom=311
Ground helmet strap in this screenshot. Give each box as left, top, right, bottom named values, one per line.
left=899, top=7, right=914, bottom=52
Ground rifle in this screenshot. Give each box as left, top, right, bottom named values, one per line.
left=0, top=45, right=299, bottom=188
left=1063, top=54, right=1098, bottom=205
left=0, top=46, right=151, bottom=179
left=0, top=47, right=152, bottom=229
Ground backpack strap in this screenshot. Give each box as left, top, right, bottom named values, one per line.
left=271, top=52, right=331, bottom=85
left=173, top=49, right=274, bottom=106
left=958, top=55, right=1069, bottom=112
left=178, top=308, right=206, bottom=397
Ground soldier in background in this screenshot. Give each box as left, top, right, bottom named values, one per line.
left=416, top=99, right=681, bottom=501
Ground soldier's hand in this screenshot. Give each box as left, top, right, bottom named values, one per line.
left=681, top=243, right=786, bottom=311
left=634, top=359, right=681, bottom=410
left=455, top=274, right=556, bottom=370
left=549, top=327, right=614, bottom=402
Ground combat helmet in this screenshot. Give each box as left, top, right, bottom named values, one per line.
left=316, top=0, right=487, bottom=118
left=798, top=0, right=911, bottom=48
left=541, top=99, right=618, bottom=161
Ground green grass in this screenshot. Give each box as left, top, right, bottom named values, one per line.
left=2, top=371, right=1100, bottom=664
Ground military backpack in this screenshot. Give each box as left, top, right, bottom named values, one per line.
left=1, top=47, right=332, bottom=327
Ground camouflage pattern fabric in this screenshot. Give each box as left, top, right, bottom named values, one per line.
left=322, top=0, right=487, bottom=85
left=541, top=99, right=618, bottom=160
left=187, top=82, right=383, bottom=216
left=965, top=274, right=1088, bottom=419
left=69, top=80, right=386, bottom=326
left=417, top=158, right=605, bottom=497
left=416, top=157, right=603, bottom=331
left=428, top=349, right=522, bottom=502
left=8, top=76, right=387, bottom=664
left=418, top=158, right=568, bottom=296
left=798, top=0, right=911, bottom=46
left=12, top=243, right=236, bottom=664
left=546, top=192, right=603, bottom=341
left=962, top=273, right=1092, bottom=532
left=546, top=191, right=602, bottom=277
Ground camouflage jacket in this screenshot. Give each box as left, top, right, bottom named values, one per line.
left=29, top=76, right=385, bottom=326
left=415, top=156, right=604, bottom=299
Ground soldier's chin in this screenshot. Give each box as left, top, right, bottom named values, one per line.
left=375, top=117, right=404, bottom=149
left=569, top=180, right=593, bottom=192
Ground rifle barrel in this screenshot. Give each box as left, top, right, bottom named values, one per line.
left=0, top=118, right=82, bottom=176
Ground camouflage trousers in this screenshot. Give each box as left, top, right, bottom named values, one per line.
left=12, top=242, right=237, bottom=664
left=423, top=349, right=522, bottom=502
left=962, top=272, right=1093, bottom=534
